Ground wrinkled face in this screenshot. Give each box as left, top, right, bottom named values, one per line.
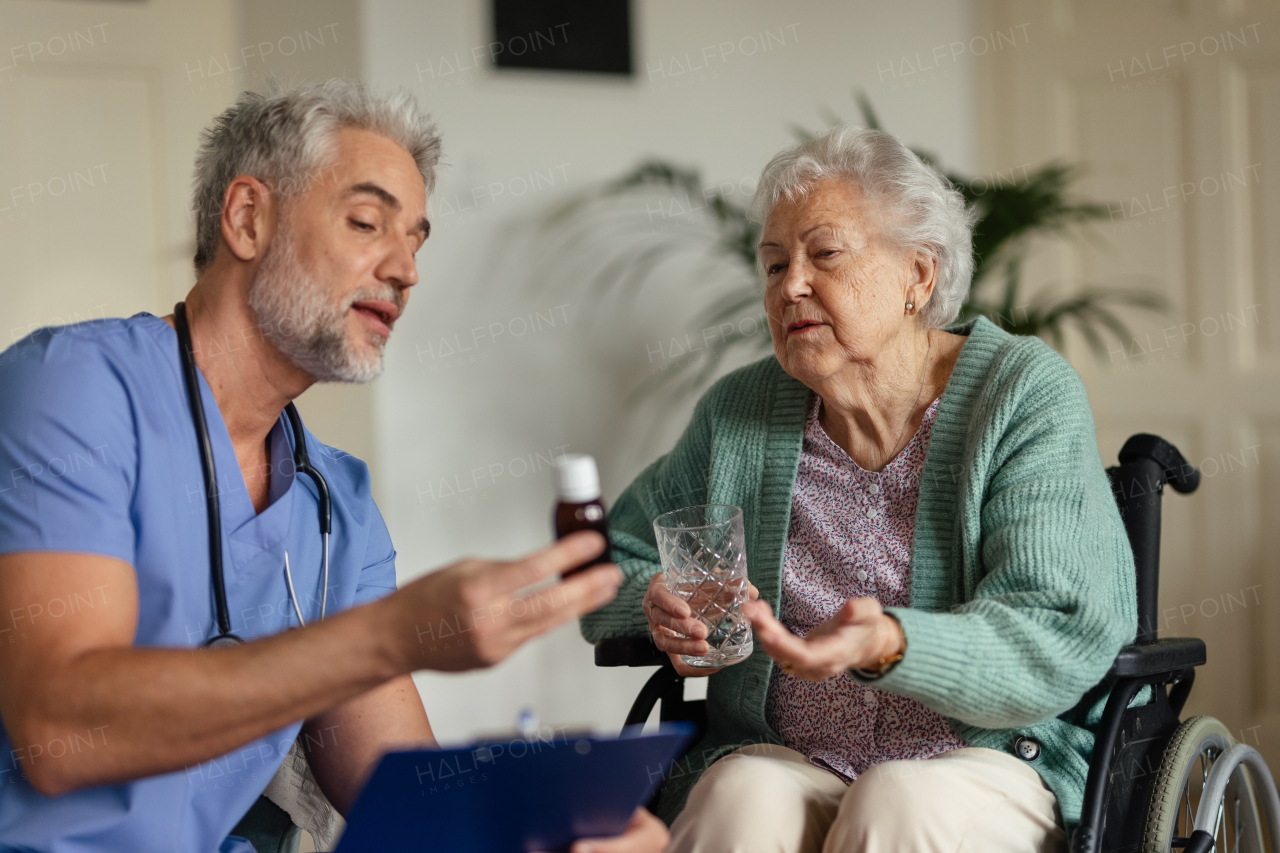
left=248, top=126, right=429, bottom=383
left=758, top=178, right=919, bottom=385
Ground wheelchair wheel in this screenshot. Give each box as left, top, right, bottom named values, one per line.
left=1142, top=716, right=1266, bottom=853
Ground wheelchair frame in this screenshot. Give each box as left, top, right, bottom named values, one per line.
left=593, top=434, right=1279, bottom=853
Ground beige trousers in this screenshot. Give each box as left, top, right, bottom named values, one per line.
left=667, top=744, right=1067, bottom=853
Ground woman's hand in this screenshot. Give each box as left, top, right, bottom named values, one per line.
left=744, top=597, right=903, bottom=680
left=642, top=573, right=758, bottom=678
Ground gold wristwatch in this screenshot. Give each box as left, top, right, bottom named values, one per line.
left=852, top=613, right=905, bottom=680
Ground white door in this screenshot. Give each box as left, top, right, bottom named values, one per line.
left=0, top=0, right=377, bottom=483
left=0, top=1, right=243, bottom=337
left=976, top=0, right=1280, bottom=767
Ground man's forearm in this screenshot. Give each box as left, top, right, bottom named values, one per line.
left=303, top=674, right=435, bottom=815
left=4, top=535, right=620, bottom=797
left=19, top=597, right=403, bottom=795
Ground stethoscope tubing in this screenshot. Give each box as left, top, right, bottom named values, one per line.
left=174, top=302, right=332, bottom=646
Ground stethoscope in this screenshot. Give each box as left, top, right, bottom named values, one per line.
left=174, top=302, right=332, bottom=648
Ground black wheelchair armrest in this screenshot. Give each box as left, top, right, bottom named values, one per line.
left=595, top=637, right=706, bottom=737
left=594, top=635, right=668, bottom=668
left=1106, top=637, right=1206, bottom=679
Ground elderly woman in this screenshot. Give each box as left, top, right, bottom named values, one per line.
left=580, top=126, right=1135, bottom=853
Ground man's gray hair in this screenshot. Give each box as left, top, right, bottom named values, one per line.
left=191, top=79, right=442, bottom=273
left=748, top=126, right=976, bottom=329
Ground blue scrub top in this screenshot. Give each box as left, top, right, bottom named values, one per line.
left=0, top=314, right=398, bottom=853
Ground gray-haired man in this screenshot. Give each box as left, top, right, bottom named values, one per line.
left=0, top=81, right=666, bottom=853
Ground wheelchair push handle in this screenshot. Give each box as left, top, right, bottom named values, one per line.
left=1118, top=433, right=1200, bottom=494
left=1107, top=434, right=1200, bottom=647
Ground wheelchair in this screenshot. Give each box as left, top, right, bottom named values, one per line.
left=594, top=435, right=1280, bottom=853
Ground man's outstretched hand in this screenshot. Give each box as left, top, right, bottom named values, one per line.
left=382, top=531, right=623, bottom=673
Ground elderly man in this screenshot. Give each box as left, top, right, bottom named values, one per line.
left=0, top=81, right=665, bottom=853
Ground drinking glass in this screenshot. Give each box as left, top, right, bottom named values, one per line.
left=653, top=504, right=752, bottom=668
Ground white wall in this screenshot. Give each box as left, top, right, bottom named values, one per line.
left=361, top=0, right=977, bottom=743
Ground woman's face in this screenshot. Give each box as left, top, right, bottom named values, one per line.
left=759, top=178, right=929, bottom=385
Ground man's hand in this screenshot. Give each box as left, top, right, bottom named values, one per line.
left=382, top=531, right=623, bottom=673
left=641, top=573, right=759, bottom=677
left=539, top=807, right=668, bottom=853
left=743, top=597, right=904, bottom=680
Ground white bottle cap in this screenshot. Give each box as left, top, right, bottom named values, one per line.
left=553, top=454, right=601, bottom=503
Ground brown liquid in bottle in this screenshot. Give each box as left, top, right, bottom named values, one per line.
left=552, top=454, right=609, bottom=577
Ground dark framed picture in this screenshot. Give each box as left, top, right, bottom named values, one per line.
left=491, top=0, right=632, bottom=76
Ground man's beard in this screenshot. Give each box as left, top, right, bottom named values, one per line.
left=247, top=226, right=394, bottom=384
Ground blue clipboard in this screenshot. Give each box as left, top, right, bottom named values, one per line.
left=334, top=724, right=694, bottom=852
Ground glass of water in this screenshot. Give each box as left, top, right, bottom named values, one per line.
left=653, top=504, right=752, bottom=669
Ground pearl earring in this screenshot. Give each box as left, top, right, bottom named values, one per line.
left=905, top=301, right=914, bottom=311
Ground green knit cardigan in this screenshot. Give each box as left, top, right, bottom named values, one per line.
left=581, top=316, right=1137, bottom=828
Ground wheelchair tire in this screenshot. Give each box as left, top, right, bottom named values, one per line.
left=1141, top=715, right=1266, bottom=853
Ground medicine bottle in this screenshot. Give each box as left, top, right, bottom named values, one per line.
left=552, top=454, right=610, bottom=576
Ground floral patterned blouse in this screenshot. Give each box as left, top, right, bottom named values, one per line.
left=765, top=394, right=966, bottom=781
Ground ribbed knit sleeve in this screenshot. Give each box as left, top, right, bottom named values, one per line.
left=578, top=384, right=718, bottom=643
left=859, top=341, right=1137, bottom=728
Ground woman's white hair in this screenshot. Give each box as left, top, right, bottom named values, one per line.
left=748, top=125, right=977, bottom=329
left=191, top=79, right=442, bottom=273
